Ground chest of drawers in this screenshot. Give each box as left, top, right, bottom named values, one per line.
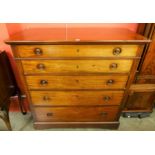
left=5, top=28, right=150, bottom=129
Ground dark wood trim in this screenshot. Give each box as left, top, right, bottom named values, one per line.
left=136, top=23, right=147, bottom=35
left=14, top=57, right=141, bottom=60
left=34, top=121, right=120, bottom=129
left=122, top=109, right=153, bottom=113
left=28, top=88, right=126, bottom=91
left=5, top=41, right=151, bottom=45
left=32, top=105, right=121, bottom=107
left=29, top=89, right=126, bottom=91
left=24, top=72, right=130, bottom=76
left=136, top=23, right=154, bottom=37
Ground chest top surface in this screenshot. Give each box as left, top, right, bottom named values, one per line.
left=5, top=28, right=151, bottom=45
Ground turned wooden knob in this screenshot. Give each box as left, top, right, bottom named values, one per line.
left=113, top=47, right=122, bottom=55
left=37, top=64, right=45, bottom=70
left=34, top=48, right=43, bottom=55
left=106, top=79, right=114, bottom=85
left=110, top=63, right=118, bottom=69
left=103, top=96, right=111, bottom=101
left=40, top=80, right=48, bottom=85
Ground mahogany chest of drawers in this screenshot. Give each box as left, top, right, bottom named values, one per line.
left=5, top=28, right=150, bottom=129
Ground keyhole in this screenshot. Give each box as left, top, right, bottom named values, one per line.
left=77, top=49, right=80, bottom=53
left=76, top=65, right=79, bottom=69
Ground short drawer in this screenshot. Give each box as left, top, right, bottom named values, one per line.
left=30, top=90, right=124, bottom=106
left=22, top=60, right=133, bottom=74
left=33, top=106, right=119, bottom=122
left=26, top=75, right=128, bottom=90
left=14, top=45, right=139, bottom=58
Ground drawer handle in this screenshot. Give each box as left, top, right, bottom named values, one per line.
left=110, top=63, right=118, bottom=69
left=106, top=79, right=114, bottom=85
left=113, top=47, right=122, bottom=55
left=43, top=96, right=50, bottom=101
left=40, top=80, right=48, bottom=85
left=100, top=112, right=108, bottom=116
left=34, top=48, right=43, bottom=55
left=103, top=96, right=111, bottom=101
left=37, top=64, right=46, bottom=70
left=46, top=112, right=53, bottom=117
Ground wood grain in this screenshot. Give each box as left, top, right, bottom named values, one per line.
left=5, top=27, right=149, bottom=129
left=130, top=84, right=155, bottom=92
left=26, top=75, right=128, bottom=90
left=22, top=60, right=133, bottom=74
left=33, top=121, right=120, bottom=129
left=5, top=28, right=150, bottom=45
left=34, top=106, right=119, bottom=122
left=15, top=45, right=139, bottom=58
left=138, top=24, right=155, bottom=76
left=123, top=24, right=155, bottom=114
left=124, top=92, right=155, bottom=112
left=30, top=90, right=124, bottom=106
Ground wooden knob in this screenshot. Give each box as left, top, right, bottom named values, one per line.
left=43, top=96, right=50, bottom=101
left=106, top=79, right=114, bottom=85
left=113, top=47, right=122, bottom=55
left=34, top=48, right=43, bottom=55
left=110, top=63, right=118, bottom=69
left=40, top=80, right=48, bottom=85
left=37, top=64, right=45, bottom=70
left=103, top=96, right=111, bottom=101
left=46, top=112, right=53, bottom=117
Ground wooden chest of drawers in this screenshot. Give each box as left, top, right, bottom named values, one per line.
left=5, top=28, right=150, bottom=129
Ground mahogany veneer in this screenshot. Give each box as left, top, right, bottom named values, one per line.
left=5, top=28, right=150, bottom=129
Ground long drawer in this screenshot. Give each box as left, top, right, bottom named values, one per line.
left=30, top=90, right=124, bottom=106
left=33, top=106, right=119, bottom=122
left=22, top=60, right=133, bottom=74
left=15, top=45, right=139, bottom=58
left=26, top=75, right=128, bottom=90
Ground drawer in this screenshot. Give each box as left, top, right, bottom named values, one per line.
left=26, top=75, right=128, bottom=90
left=22, top=60, right=133, bottom=74
left=30, top=90, right=124, bottom=106
left=33, top=106, right=119, bottom=122
left=15, top=45, right=139, bottom=58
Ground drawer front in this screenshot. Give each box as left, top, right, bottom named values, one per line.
left=15, top=45, right=139, bottom=58
left=26, top=75, right=128, bottom=90
left=22, top=60, right=133, bottom=74
left=30, top=90, right=124, bottom=106
left=34, top=106, right=119, bottom=122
